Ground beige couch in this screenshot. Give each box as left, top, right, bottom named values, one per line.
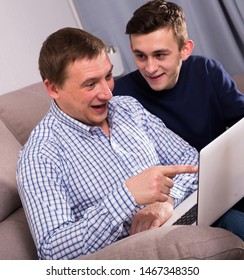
left=0, top=81, right=243, bottom=260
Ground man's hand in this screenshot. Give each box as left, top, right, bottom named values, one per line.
left=126, top=165, right=198, bottom=205
left=130, top=197, right=174, bottom=235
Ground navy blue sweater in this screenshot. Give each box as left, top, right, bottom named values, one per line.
left=113, top=56, right=244, bottom=152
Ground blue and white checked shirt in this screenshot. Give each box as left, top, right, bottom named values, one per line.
left=17, top=96, right=198, bottom=260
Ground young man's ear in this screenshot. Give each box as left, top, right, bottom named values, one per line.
left=44, top=80, right=59, bottom=100
left=181, top=39, right=194, bottom=61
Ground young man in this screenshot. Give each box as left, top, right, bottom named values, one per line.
left=16, top=27, right=199, bottom=260
left=113, top=0, right=244, bottom=240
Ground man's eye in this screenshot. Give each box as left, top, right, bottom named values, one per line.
left=135, top=53, right=145, bottom=60
left=86, top=82, right=95, bottom=90
left=157, top=53, right=164, bottom=57
left=136, top=53, right=145, bottom=58
left=155, top=53, right=167, bottom=60
left=106, top=73, right=113, bottom=80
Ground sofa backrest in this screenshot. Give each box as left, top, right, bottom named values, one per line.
left=0, top=82, right=50, bottom=220
left=233, top=73, right=244, bottom=94
left=0, top=82, right=51, bottom=146
left=0, top=120, right=22, bottom=221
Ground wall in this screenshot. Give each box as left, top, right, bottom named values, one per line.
left=74, top=0, right=244, bottom=77
left=0, top=0, right=81, bottom=94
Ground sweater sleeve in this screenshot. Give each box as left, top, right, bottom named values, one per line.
left=206, top=57, right=244, bottom=126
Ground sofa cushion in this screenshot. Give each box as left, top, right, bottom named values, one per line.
left=79, top=225, right=244, bottom=260
left=0, top=120, right=22, bottom=221
left=0, top=82, right=50, bottom=146
left=0, top=208, right=37, bottom=259
left=233, top=73, right=244, bottom=93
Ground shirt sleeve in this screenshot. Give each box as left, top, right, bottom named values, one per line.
left=17, top=152, right=139, bottom=260
left=129, top=99, right=199, bottom=207
left=153, top=117, right=198, bottom=206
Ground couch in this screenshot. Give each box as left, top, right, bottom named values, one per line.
left=0, top=80, right=243, bottom=260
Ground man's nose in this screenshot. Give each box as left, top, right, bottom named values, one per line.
left=145, top=58, right=158, bottom=73
left=98, top=82, right=113, bottom=99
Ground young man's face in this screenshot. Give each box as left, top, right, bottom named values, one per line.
left=130, top=28, right=190, bottom=91
left=49, top=51, right=114, bottom=130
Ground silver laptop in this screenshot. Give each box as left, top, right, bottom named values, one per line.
left=163, top=117, right=244, bottom=226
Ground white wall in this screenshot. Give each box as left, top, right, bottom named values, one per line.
left=0, top=0, right=82, bottom=94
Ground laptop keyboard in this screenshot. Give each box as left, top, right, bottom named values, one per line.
left=173, top=204, right=198, bottom=225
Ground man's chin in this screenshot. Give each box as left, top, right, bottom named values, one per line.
left=147, top=82, right=166, bottom=91
left=144, top=76, right=168, bottom=91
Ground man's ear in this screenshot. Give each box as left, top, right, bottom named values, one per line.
left=181, top=39, right=194, bottom=61
left=44, top=80, right=59, bottom=100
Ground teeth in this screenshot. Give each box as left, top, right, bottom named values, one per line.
left=153, top=74, right=163, bottom=78
left=147, top=73, right=163, bottom=79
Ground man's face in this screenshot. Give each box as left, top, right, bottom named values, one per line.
left=52, top=52, right=114, bottom=129
left=130, top=28, right=186, bottom=91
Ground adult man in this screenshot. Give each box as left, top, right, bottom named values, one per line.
left=16, top=27, right=199, bottom=260
left=113, top=0, right=244, bottom=240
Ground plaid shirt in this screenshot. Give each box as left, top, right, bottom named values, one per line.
left=17, top=96, right=198, bottom=259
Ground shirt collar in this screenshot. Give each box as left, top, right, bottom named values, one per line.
left=50, top=100, right=116, bottom=134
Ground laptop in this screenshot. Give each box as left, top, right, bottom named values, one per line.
left=163, top=117, right=244, bottom=226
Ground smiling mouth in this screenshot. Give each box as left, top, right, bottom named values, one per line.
left=91, top=104, right=107, bottom=110
left=146, top=73, right=165, bottom=80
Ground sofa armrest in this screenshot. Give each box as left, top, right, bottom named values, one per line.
left=0, top=208, right=37, bottom=260
left=78, top=225, right=244, bottom=260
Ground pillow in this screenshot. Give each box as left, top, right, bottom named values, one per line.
left=0, top=82, right=50, bottom=146
left=0, top=121, right=22, bottom=221
left=78, top=225, right=244, bottom=260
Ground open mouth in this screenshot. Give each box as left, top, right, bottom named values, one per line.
left=92, top=104, right=106, bottom=108
left=91, top=104, right=107, bottom=112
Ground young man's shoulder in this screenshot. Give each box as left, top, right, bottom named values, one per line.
left=114, top=69, right=141, bottom=84
left=182, top=55, right=224, bottom=81
left=185, top=55, right=221, bottom=68
left=113, top=70, right=147, bottom=96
